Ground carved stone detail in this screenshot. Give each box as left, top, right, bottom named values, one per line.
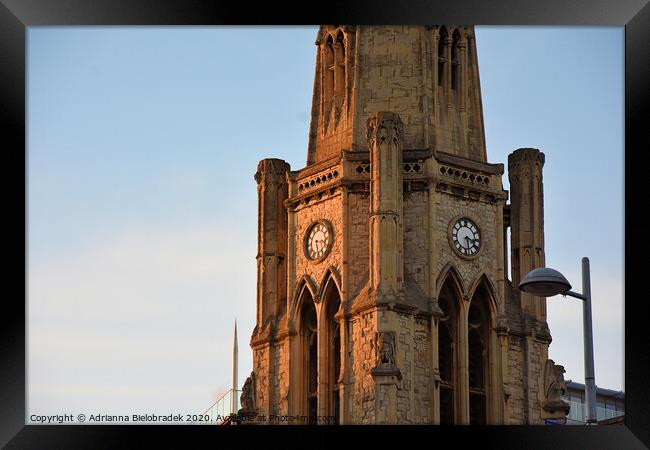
left=371, top=331, right=402, bottom=380
left=297, top=166, right=341, bottom=194
left=541, top=359, right=570, bottom=420
left=495, top=314, right=509, bottom=336
left=439, top=164, right=490, bottom=186
left=238, top=371, right=257, bottom=415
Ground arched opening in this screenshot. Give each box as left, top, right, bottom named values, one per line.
left=437, top=27, right=448, bottom=88
left=334, top=31, right=346, bottom=98
left=437, top=274, right=461, bottom=424
left=451, top=30, right=461, bottom=90
left=323, top=279, right=342, bottom=424
left=324, top=36, right=335, bottom=105
left=468, top=282, right=491, bottom=424
left=299, top=286, right=318, bottom=424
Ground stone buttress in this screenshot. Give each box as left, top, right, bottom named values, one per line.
left=246, top=25, right=567, bottom=425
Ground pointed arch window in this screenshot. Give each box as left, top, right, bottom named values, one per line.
left=437, top=27, right=448, bottom=87
left=334, top=31, right=346, bottom=98
left=299, top=287, right=318, bottom=424
left=438, top=277, right=460, bottom=424
left=323, top=280, right=342, bottom=424
left=324, top=36, right=335, bottom=104
left=468, top=283, right=491, bottom=424
left=451, top=30, right=461, bottom=91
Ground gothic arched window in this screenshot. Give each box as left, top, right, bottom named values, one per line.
left=451, top=30, right=461, bottom=91
left=324, top=280, right=341, bottom=424
left=324, top=36, right=335, bottom=104
left=438, top=277, right=460, bottom=424
left=437, top=27, right=448, bottom=87
left=334, top=31, right=346, bottom=98
left=299, top=287, right=318, bottom=424
left=468, top=283, right=491, bottom=424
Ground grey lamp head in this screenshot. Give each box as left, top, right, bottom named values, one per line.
left=517, top=267, right=572, bottom=297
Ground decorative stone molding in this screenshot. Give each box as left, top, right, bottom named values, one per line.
left=353, top=161, right=424, bottom=178
left=508, top=148, right=545, bottom=183
left=433, top=367, right=442, bottom=388
left=297, top=166, right=340, bottom=193
left=533, top=320, right=552, bottom=343
left=286, top=185, right=342, bottom=211
left=371, top=331, right=402, bottom=380
left=495, top=314, right=510, bottom=336
left=366, top=111, right=404, bottom=149
left=315, top=25, right=355, bottom=45
left=503, top=382, right=511, bottom=400
left=541, top=359, right=570, bottom=420
left=237, top=371, right=257, bottom=424
left=238, top=371, right=257, bottom=415
left=508, top=147, right=545, bottom=165
left=435, top=181, right=503, bottom=205
left=431, top=299, right=444, bottom=320
left=354, top=163, right=371, bottom=175
left=439, top=164, right=490, bottom=186
left=254, top=158, right=291, bottom=185
left=403, top=161, right=424, bottom=174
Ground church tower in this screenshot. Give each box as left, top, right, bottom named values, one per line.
left=247, top=25, right=568, bottom=425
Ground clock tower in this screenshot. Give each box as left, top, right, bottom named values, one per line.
left=247, top=25, right=568, bottom=424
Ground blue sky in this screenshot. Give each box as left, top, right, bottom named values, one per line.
left=27, top=26, right=624, bottom=420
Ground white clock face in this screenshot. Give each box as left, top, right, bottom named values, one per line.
left=306, top=222, right=331, bottom=261
left=451, top=218, right=481, bottom=257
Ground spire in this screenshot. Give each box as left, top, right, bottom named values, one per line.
left=232, top=319, right=238, bottom=413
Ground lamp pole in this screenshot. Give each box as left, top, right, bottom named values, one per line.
left=579, top=257, right=597, bottom=424
left=561, top=258, right=596, bottom=424
left=518, top=256, right=597, bottom=424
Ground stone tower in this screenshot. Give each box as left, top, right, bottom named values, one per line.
left=247, top=25, right=568, bottom=425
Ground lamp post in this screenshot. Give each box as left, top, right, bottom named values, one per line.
left=518, top=257, right=597, bottom=425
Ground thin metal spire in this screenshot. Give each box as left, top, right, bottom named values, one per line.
left=231, top=319, right=238, bottom=413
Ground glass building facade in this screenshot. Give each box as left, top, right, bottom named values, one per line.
left=561, top=380, right=625, bottom=425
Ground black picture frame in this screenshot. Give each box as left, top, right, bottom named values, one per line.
left=2, top=1, right=648, bottom=448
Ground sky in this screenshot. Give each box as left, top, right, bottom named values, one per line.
left=27, top=26, right=624, bottom=422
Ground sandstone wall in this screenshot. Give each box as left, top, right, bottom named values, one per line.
left=293, top=193, right=343, bottom=292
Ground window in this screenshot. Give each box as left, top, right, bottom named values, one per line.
left=324, top=36, right=335, bottom=103
left=451, top=30, right=461, bottom=90
left=437, top=27, right=448, bottom=88
left=324, top=279, right=342, bottom=424
left=299, top=288, right=318, bottom=423
left=334, top=32, right=346, bottom=97
left=438, top=276, right=459, bottom=424
left=468, top=283, right=490, bottom=424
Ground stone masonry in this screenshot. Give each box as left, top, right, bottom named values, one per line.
left=247, top=25, right=568, bottom=425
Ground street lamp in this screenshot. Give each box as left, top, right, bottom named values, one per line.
left=518, top=257, right=597, bottom=425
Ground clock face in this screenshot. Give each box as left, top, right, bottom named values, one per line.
left=306, top=221, right=332, bottom=261
left=451, top=218, right=481, bottom=257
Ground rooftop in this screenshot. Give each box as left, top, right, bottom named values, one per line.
left=564, top=380, right=625, bottom=400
